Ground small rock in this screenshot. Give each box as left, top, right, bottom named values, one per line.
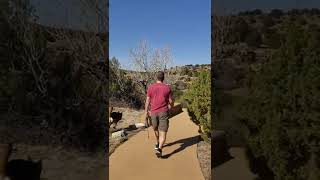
left=134, top=123, right=145, bottom=128
left=111, top=130, right=126, bottom=138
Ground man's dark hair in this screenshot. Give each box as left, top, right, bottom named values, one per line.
left=156, top=71, right=165, bottom=81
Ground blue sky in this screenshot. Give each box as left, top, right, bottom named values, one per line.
left=109, top=0, right=211, bottom=68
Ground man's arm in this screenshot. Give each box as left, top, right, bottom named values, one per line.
left=168, top=89, right=174, bottom=109
left=145, top=96, right=150, bottom=115
left=144, top=96, right=151, bottom=127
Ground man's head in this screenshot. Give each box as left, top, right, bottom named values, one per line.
left=156, top=71, right=165, bottom=82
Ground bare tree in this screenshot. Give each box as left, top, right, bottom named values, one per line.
left=6, top=0, right=107, bottom=112
left=129, top=40, right=174, bottom=91
left=44, top=0, right=108, bottom=106
left=48, top=1, right=108, bottom=149
left=4, top=0, right=108, bottom=100
left=50, top=30, right=107, bottom=104
left=4, top=0, right=48, bottom=96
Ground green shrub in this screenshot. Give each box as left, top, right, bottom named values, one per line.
left=244, top=29, right=262, bottom=47
left=297, top=16, right=307, bottom=25
left=194, top=71, right=200, bottom=77
left=264, top=28, right=284, bottom=49
left=183, top=70, right=211, bottom=143
left=234, top=17, right=249, bottom=42
left=239, top=23, right=320, bottom=180
left=262, top=15, right=275, bottom=27
left=109, top=57, right=143, bottom=108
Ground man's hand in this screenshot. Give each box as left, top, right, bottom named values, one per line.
left=144, top=96, right=151, bottom=127
left=144, top=111, right=150, bottom=127
left=144, top=118, right=149, bottom=127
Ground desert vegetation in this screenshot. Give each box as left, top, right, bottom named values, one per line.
left=239, top=22, right=320, bottom=180
left=0, top=0, right=107, bottom=152
left=109, top=40, right=212, bottom=146
left=214, top=8, right=320, bottom=180
left=109, top=56, right=143, bottom=108
left=184, top=70, right=211, bottom=143
left=109, top=40, right=211, bottom=108
left=109, top=40, right=174, bottom=108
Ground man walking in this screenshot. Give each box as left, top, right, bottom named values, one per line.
left=145, top=71, right=174, bottom=158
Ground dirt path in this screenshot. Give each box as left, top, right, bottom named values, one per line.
left=109, top=109, right=205, bottom=180
left=213, top=147, right=257, bottom=180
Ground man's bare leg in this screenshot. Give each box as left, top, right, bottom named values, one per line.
left=158, top=131, right=167, bottom=149
left=154, top=129, right=159, bottom=145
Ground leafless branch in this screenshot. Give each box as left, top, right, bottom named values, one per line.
left=5, top=0, right=48, bottom=95
left=129, top=40, right=174, bottom=89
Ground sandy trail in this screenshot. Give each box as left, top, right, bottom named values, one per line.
left=213, top=147, right=257, bottom=180
left=109, top=109, right=204, bottom=180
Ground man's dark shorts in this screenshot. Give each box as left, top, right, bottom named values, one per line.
left=151, top=111, right=169, bottom=132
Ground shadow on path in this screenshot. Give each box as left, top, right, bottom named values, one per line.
left=123, top=125, right=139, bottom=132
left=110, top=125, right=141, bottom=135
left=161, top=135, right=201, bottom=159
left=212, top=149, right=234, bottom=168
left=6, top=159, right=42, bottom=180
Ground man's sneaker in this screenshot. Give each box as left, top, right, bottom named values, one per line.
left=155, top=148, right=162, bottom=158
left=155, top=143, right=159, bottom=150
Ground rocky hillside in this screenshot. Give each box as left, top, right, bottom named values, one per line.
left=120, top=64, right=210, bottom=93
left=166, top=64, right=211, bottom=90
left=167, top=64, right=211, bottom=76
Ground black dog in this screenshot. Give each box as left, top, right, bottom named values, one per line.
left=109, top=111, right=123, bottom=128
left=6, top=158, right=42, bottom=180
